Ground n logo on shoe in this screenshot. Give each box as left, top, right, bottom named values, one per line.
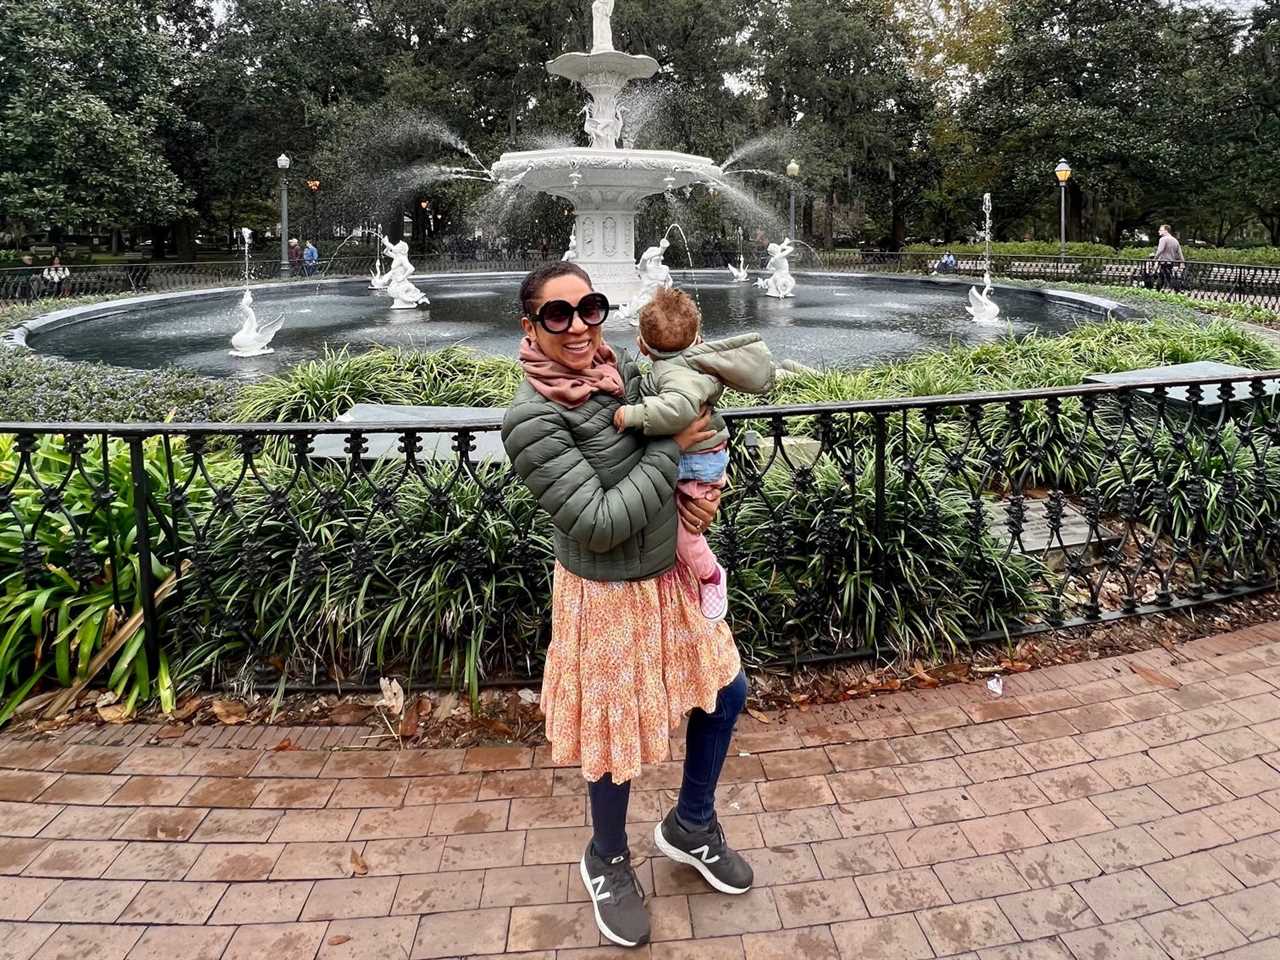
left=690, top=844, right=720, bottom=865
left=591, top=874, right=610, bottom=900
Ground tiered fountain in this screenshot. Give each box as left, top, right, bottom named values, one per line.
left=490, top=0, right=722, bottom=308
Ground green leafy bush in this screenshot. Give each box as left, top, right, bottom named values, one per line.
left=902, top=242, right=1280, bottom=266
left=0, top=352, right=239, bottom=423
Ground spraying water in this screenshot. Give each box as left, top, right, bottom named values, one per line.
left=721, top=130, right=791, bottom=171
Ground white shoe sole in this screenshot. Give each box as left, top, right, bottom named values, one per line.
left=653, top=821, right=751, bottom=895
left=579, top=856, right=644, bottom=948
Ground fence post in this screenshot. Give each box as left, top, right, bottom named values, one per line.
left=128, top=438, right=162, bottom=672
left=873, top=412, right=888, bottom=584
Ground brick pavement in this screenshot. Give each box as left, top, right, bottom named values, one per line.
left=1, top=624, right=1280, bottom=959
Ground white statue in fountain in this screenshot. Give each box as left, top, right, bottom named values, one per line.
left=967, top=193, right=1000, bottom=325
left=229, top=289, right=285, bottom=357
left=967, top=272, right=1001, bottom=325
left=727, top=255, right=749, bottom=282
left=757, top=239, right=796, bottom=298
left=592, top=0, right=615, bottom=52
left=379, top=236, right=430, bottom=309
left=563, top=232, right=579, bottom=261
left=626, top=237, right=673, bottom=324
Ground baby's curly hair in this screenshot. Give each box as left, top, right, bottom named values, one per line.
left=638, top=287, right=701, bottom=353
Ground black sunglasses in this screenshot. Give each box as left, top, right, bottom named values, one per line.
left=532, top=292, right=610, bottom=333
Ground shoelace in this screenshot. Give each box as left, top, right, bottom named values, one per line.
left=598, top=854, right=646, bottom=904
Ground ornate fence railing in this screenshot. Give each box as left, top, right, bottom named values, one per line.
left=6, top=251, right=1279, bottom=310
left=0, top=256, right=555, bottom=305
left=684, top=249, right=1280, bottom=310
left=2, top=369, right=1278, bottom=697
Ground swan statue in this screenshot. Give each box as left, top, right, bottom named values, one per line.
left=369, top=256, right=389, bottom=290
left=727, top=255, right=749, bottom=282
left=760, top=239, right=797, bottom=298
left=229, top=289, right=285, bottom=357
left=966, top=271, right=1001, bottom=325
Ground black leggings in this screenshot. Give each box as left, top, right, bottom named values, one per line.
left=589, top=669, right=748, bottom=858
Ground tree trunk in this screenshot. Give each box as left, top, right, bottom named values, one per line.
left=148, top=224, right=168, bottom=260
left=171, top=219, right=197, bottom=261
left=823, top=188, right=835, bottom=249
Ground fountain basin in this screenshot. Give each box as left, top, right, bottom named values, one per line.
left=492, top=148, right=721, bottom=306
left=15, top=272, right=1135, bottom=381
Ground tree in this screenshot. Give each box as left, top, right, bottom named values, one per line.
left=0, top=0, right=190, bottom=233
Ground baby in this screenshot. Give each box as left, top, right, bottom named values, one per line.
left=612, top=287, right=802, bottom=620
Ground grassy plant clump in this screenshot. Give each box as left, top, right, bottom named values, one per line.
left=0, top=434, right=222, bottom=723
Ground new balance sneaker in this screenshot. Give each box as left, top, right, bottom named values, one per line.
left=653, top=808, right=753, bottom=895
left=579, top=842, right=650, bottom=948
left=700, top=563, right=728, bottom=622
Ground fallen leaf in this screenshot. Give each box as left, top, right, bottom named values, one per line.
left=327, top=935, right=352, bottom=946
left=999, top=659, right=1032, bottom=673
left=744, top=707, right=772, bottom=724
left=377, top=677, right=405, bottom=717
left=1128, top=663, right=1180, bottom=690
left=478, top=717, right=515, bottom=738
left=399, top=696, right=421, bottom=739
left=211, top=699, right=247, bottom=724
left=154, top=724, right=187, bottom=740
left=350, top=849, right=369, bottom=877
left=328, top=702, right=374, bottom=725
left=910, top=660, right=941, bottom=688
left=172, top=696, right=203, bottom=721
left=271, top=738, right=298, bottom=752
left=96, top=702, right=132, bottom=724
left=432, top=692, right=458, bottom=723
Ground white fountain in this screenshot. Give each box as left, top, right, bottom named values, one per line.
left=966, top=193, right=1001, bottom=325
left=490, top=0, right=722, bottom=308
left=229, top=227, right=285, bottom=357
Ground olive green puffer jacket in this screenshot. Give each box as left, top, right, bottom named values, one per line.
left=502, top=354, right=681, bottom=582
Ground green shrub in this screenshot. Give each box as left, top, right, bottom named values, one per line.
left=0, top=352, right=239, bottom=423
left=902, top=242, right=1280, bottom=266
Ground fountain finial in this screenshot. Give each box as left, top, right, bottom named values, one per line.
left=591, top=0, right=615, bottom=53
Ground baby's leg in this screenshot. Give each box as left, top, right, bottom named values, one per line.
left=676, top=479, right=723, bottom=582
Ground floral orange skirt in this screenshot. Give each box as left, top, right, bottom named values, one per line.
left=540, top=561, right=742, bottom=784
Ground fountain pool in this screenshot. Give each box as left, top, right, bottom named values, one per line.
left=22, top=272, right=1126, bottom=380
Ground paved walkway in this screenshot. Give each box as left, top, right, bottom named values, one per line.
left=2, top=628, right=1280, bottom=960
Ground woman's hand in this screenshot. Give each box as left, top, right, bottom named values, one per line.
left=673, top=408, right=715, bottom=452
left=678, top=486, right=721, bottom=534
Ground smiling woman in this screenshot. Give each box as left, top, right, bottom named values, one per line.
left=501, top=261, right=754, bottom=948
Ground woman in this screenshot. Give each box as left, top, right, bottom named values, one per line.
left=502, top=262, right=752, bottom=949
left=42, top=256, right=70, bottom=297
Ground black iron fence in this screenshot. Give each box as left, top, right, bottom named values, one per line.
left=725, top=249, right=1280, bottom=310
left=6, top=251, right=1280, bottom=310
left=2, top=369, right=1278, bottom=698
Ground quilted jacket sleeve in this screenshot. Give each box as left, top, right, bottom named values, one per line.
left=502, top=397, right=680, bottom=553
left=618, top=362, right=719, bottom=436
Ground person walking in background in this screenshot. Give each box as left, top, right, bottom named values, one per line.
left=287, top=238, right=303, bottom=276
left=41, top=256, right=70, bottom=297
left=303, top=240, right=319, bottom=276
left=1152, top=224, right=1184, bottom=291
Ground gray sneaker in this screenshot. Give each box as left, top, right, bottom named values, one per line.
left=579, top=842, right=650, bottom=948
left=654, top=808, right=753, bottom=894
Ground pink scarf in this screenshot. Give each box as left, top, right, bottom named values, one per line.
left=518, top=335, right=625, bottom=409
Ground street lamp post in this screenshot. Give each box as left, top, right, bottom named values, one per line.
left=1054, top=159, right=1072, bottom=262
left=306, top=179, right=321, bottom=242
left=277, top=154, right=291, bottom=278
left=786, top=158, right=800, bottom=238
